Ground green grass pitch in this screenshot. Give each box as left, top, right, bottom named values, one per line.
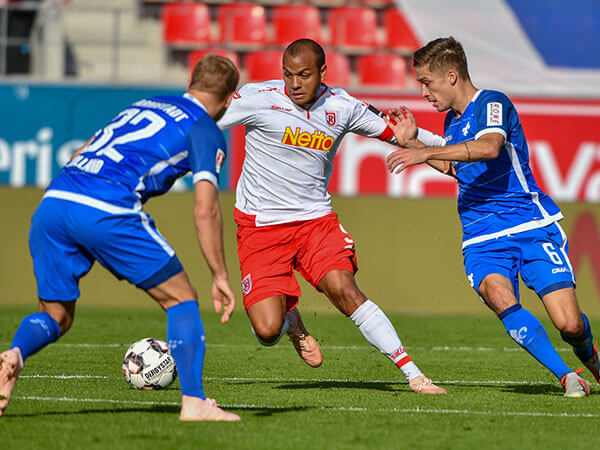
left=1, top=305, right=599, bottom=450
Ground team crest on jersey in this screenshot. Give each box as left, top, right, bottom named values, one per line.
left=215, top=148, right=225, bottom=174
left=281, top=126, right=335, bottom=151
left=242, top=274, right=252, bottom=294
left=326, top=111, right=336, bottom=126
left=487, top=102, right=502, bottom=126
left=232, top=91, right=241, bottom=99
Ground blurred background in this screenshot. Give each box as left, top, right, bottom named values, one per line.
left=1, top=0, right=599, bottom=316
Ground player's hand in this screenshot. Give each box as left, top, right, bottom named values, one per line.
left=211, top=276, right=236, bottom=324
left=386, top=148, right=429, bottom=174
left=384, top=107, right=418, bottom=147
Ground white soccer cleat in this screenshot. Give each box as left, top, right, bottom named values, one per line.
left=286, top=307, right=323, bottom=368
left=583, top=344, right=600, bottom=385
left=179, top=396, right=241, bottom=422
left=408, top=375, right=447, bottom=394
left=561, top=369, right=590, bottom=398
left=0, top=348, right=23, bottom=417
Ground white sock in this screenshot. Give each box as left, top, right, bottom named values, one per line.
left=252, top=316, right=291, bottom=347
left=350, top=300, right=422, bottom=380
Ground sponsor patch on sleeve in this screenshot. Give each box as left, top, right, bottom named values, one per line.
left=215, top=148, right=225, bottom=174
left=487, top=102, right=502, bottom=126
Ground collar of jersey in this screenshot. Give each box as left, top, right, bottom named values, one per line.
left=284, top=83, right=329, bottom=113
left=183, top=92, right=208, bottom=112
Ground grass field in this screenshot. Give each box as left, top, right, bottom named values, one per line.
left=2, top=305, right=599, bottom=450
left=1, top=188, right=600, bottom=449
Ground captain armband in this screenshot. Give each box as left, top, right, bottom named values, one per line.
left=417, top=128, right=447, bottom=147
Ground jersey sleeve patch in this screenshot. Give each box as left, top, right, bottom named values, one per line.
left=486, top=102, right=503, bottom=126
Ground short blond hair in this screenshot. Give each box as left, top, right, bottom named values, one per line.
left=189, top=54, right=239, bottom=101
left=413, top=37, right=470, bottom=81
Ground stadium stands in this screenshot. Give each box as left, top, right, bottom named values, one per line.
left=271, top=5, right=323, bottom=45
left=161, top=2, right=211, bottom=46
left=245, top=50, right=284, bottom=82
left=217, top=3, right=268, bottom=49
left=383, top=8, right=420, bottom=52
left=323, top=52, right=351, bottom=88
left=187, top=49, right=241, bottom=75
left=328, top=6, right=378, bottom=52
left=357, top=53, right=407, bottom=88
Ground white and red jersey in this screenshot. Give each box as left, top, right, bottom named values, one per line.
left=218, top=80, right=393, bottom=226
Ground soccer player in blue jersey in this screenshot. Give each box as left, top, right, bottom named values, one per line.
left=384, top=37, right=600, bottom=397
left=0, top=55, right=241, bottom=420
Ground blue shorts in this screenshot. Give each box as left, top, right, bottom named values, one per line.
left=463, top=222, right=575, bottom=301
left=29, top=197, right=183, bottom=301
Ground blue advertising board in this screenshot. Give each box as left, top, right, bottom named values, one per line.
left=0, top=83, right=230, bottom=190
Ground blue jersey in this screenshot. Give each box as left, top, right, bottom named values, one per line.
left=47, top=93, right=227, bottom=210
left=444, top=90, right=562, bottom=248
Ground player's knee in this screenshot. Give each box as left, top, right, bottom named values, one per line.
left=253, top=320, right=284, bottom=345
left=557, top=318, right=584, bottom=336
left=330, top=284, right=364, bottom=315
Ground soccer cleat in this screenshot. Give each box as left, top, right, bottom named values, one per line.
left=408, top=375, right=447, bottom=394
left=0, top=349, right=23, bottom=417
left=179, top=396, right=241, bottom=422
left=286, top=307, right=323, bottom=368
left=583, top=344, right=600, bottom=384
left=560, top=369, right=590, bottom=398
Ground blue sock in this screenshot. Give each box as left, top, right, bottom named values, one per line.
left=166, top=300, right=206, bottom=399
left=500, top=304, right=572, bottom=380
left=10, top=311, right=61, bottom=362
left=561, top=313, right=595, bottom=362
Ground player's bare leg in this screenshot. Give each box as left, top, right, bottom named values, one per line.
left=0, top=348, right=23, bottom=416
left=319, top=270, right=446, bottom=394
left=180, top=396, right=240, bottom=421
left=247, top=296, right=322, bottom=367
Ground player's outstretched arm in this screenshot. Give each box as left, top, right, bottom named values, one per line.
left=193, top=180, right=236, bottom=323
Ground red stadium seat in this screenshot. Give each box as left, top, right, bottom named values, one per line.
left=187, top=49, right=241, bottom=75
left=245, top=50, right=284, bottom=82
left=360, top=0, right=394, bottom=8
left=328, top=6, right=379, bottom=52
left=323, top=52, right=351, bottom=88
left=272, top=5, right=323, bottom=45
left=161, top=3, right=211, bottom=46
left=217, top=3, right=267, bottom=49
left=357, top=53, right=407, bottom=89
left=383, top=8, right=420, bottom=52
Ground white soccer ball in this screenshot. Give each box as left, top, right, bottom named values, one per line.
left=122, top=337, right=177, bottom=390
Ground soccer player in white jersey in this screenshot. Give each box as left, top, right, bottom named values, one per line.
left=384, top=37, right=600, bottom=397
left=217, top=39, right=445, bottom=394
left=0, top=56, right=241, bottom=420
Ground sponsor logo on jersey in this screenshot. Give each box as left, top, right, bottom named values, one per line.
left=215, top=148, right=225, bottom=174
left=487, top=102, right=502, bottom=126
left=270, top=105, right=292, bottom=112
left=259, top=87, right=279, bottom=93
left=242, top=274, right=252, bottom=294
left=281, top=126, right=335, bottom=151
left=326, top=111, right=336, bottom=126
left=462, top=122, right=471, bottom=136
left=552, top=267, right=569, bottom=274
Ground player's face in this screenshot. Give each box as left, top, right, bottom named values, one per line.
left=416, top=65, right=454, bottom=112
left=283, top=51, right=326, bottom=106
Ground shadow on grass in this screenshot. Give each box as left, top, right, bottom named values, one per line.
left=441, top=381, right=562, bottom=396
left=273, top=380, right=403, bottom=392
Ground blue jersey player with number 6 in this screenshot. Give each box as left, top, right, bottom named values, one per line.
left=0, top=55, right=241, bottom=420
left=384, top=37, right=600, bottom=397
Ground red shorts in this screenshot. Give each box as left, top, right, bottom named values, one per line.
left=235, top=209, right=358, bottom=312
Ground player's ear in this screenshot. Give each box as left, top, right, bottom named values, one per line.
left=320, top=64, right=327, bottom=82
left=448, top=70, right=458, bottom=86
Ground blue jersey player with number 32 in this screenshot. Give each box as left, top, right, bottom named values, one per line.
left=0, top=55, right=241, bottom=420
left=384, top=37, right=600, bottom=397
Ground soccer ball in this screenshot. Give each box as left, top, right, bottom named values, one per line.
left=122, top=338, right=177, bottom=390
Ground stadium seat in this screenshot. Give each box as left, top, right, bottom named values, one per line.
left=357, top=53, right=407, bottom=89
left=187, top=49, right=241, bottom=75
left=383, top=8, right=421, bottom=52
left=360, top=0, right=394, bottom=8
left=161, top=3, right=211, bottom=46
left=323, top=52, right=351, bottom=88
left=328, top=6, right=379, bottom=52
left=272, top=5, right=323, bottom=45
left=217, top=3, right=267, bottom=49
left=245, top=50, right=284, bottom=82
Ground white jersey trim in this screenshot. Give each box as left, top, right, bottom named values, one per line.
left=44, top=190, right=141, bottom=215
left=193, top=171, right=218, bottom=188
left=462, top=212, right=563, bottom=248
left=139, top=211, right=175, bottom=257
left=475, top=128, right=506, bottom=140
